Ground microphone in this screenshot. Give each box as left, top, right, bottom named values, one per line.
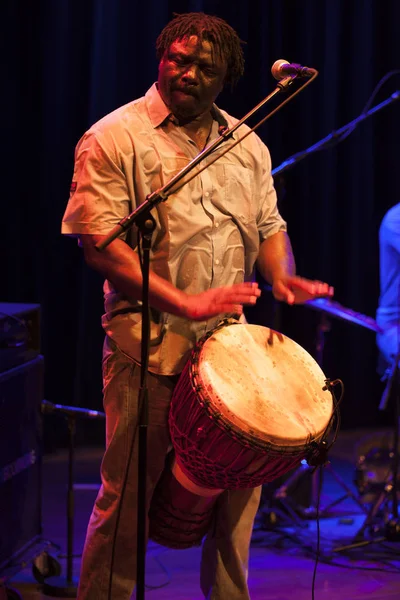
left=41, top=399, right=105, bottom=420
left=271, top=59, right=315, bottom=80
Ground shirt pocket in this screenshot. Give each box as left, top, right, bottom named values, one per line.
left=222, top=163, right=255, bottom=225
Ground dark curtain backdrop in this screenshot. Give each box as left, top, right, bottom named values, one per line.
left=4, top=0, right=400, bottom=444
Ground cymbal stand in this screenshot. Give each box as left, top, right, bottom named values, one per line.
left=333, top=353, right=400, bottom=552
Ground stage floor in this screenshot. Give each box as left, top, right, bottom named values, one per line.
left=4, top=428, right=400, bottom=600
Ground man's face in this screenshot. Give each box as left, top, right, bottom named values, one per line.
left=157, top=36, right=227, bottom=121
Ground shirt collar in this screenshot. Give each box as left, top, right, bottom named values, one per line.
left=145, top=82, right=230, bottom=133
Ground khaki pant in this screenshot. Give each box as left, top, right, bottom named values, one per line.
left=77, top=336, right=261, bottom=599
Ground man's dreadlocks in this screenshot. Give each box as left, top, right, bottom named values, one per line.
left=156, top=12, right=245, bottom=88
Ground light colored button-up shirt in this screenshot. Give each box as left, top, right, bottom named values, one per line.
left=62, top=83, right=286, bottom=374
left=377, top=203, right=400, bottom=327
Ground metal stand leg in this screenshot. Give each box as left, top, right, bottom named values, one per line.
left=42, top=416, right=78, bottom=597
left=313, top=463, right=368, bottom=516
left=269, top=459, right=369, bottom=525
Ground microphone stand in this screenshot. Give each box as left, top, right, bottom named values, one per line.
left=40, top=401, right=105, bottom=597
left=95, top=72, right=316, bottom=600
left=135, top=213, right=154, bottom=600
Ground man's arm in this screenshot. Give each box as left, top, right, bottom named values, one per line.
left=256, top=231, right=333, bottom=304
left=80, top=234, right=261, bottom=320
left=256, top=230, right=296, bottom=283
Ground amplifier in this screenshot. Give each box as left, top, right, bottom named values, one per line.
left=0, top=303, right=40, bottom=373
left=0, top=355, right=43, bottom=569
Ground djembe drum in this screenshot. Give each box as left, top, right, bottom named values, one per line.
left=149, top=321, right=333, bottom=548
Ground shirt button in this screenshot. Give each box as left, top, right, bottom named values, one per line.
left=215, top=259, right=220, bottom=265
left=215, top=222, right=219, bottom=228
left=204, top=191, right=210, bottom=198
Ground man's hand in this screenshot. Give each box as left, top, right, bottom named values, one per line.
left=272, top=276, right=334, bottom=305
left=184, top=282, right=261, bottom=321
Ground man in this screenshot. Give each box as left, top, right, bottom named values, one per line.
left=376, top=203, right=400, bottom=366
left=62, top=12, right=333, bottom=600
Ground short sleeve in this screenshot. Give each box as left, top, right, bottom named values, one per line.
left=61, top=131, right=132, bottom=236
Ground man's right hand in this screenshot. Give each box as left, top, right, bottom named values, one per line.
left=183, top=282, right=261, bottom=321
left=80, top=235, right=261, bottom=321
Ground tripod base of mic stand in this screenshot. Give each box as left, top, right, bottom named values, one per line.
left=42, top=575, right=78, bottom=598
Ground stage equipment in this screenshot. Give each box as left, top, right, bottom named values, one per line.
left=304, top=298, right=382, bottom=334
left=0, top=348, right=60, bottom=599
left=0, top=303, right=40, bottom=373
left=0, top=356, right=43, bottom=568
left=96, top=61, right=319, bottom=600
left=271, top=59, right=315, bottom=80
left=149, top=320, right=335, bottom=548
left=334, top=352, right=400, bottom=552
left=40, top=400, right=105, bottom=598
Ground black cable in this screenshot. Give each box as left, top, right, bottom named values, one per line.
left=297, top=71, right=400, bottom=153
left=333, top=71, right=400, bottom=145
left=311, top=465, right=323, bottom=600
left=325, top=380, right=344, bottom=452
left=305, top=379, right=344, bottom=469
left=361, top=70, right=400, bottom=115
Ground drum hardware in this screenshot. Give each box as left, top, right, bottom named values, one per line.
left=333, top=352, right=400, bottom=551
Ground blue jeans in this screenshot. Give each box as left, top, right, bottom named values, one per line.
left=77, top=336, right=261, bottom=599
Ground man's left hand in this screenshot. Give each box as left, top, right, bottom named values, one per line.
left=272, top=276, right=334, bottom=305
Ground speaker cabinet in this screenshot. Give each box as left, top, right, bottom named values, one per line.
left=0, top=356, right=43, bottom=568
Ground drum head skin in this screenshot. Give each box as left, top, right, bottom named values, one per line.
left=196, top=324, right=333, bottom=448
